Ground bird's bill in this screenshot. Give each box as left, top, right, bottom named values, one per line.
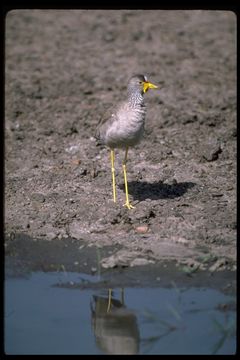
left=143, top=81, right=158, bottom=93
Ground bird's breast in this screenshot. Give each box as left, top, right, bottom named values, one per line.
left=105, top=105, right=146, bottom=148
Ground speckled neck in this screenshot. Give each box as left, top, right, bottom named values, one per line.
left=128, top=91, right=144, bottom=108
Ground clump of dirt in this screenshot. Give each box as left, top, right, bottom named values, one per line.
left=5, top=10, right=236, bottom=271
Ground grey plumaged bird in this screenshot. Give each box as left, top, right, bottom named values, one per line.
left=95, top=74, right=158, bottom=209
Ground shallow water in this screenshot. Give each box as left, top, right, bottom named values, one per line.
left=4, top=271, right=236, bottom=355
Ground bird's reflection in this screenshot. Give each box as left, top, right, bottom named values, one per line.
left=90, top=288, right=140, bottom=355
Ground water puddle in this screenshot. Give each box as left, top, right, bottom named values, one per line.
left=4, top=271, right=236, bottom=355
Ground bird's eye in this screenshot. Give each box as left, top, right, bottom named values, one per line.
left=139, top=81, right=142, bottom=84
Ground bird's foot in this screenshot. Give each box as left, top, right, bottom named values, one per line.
left=124, top=202, right=135, bottom=210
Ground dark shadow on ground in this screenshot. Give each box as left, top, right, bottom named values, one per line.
left=119, top=181, right=196, bottom=201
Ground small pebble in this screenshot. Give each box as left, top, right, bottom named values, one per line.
left=31, top=193, right=45, bottom=203
left=135, top=225, right=149, bottom=234
left=71, top=159, right=81, bottom=165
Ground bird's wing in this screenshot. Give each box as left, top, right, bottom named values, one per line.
left=95, top=101, right=124, bottom=140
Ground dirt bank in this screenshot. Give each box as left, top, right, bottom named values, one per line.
left=5, top=10, right=236, bottom=272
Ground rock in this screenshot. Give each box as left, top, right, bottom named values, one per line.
left=209, top=258, right=228, bottom=272
left=31, top=192, right=45, bottom=203
left=91, top=266, right=97, bottom=274
left=71, top=159, right=81, bottom=165
left=48, top=232, right=58, bottom=241
left=101, top=250, right=141, bottom=269
left=74, top=167, right=87, bottom=176
left=130, top=207, right=155, bottom=222
left=201, top=140, right=222, bottom=161
left=39, top=224, right=60, bottom=240
left=134, top=225, right=149, bottom=234
left=167, top=178, right=177, bottom=186
left=68, top=221, right=86, bottom=239
left=130, top=258, right=155, bottom=266
left=65, top=144, right=80, bottom=154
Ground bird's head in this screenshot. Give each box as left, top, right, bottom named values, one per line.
left=128, top=74, right=158, bottom=95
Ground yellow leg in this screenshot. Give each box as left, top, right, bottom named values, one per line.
left=107, top=288, right=112, bottom=313
left=122, top=147, right=134, bottom=209
left=110, top=149, right=116, bottom=203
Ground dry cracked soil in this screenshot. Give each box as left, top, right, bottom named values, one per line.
left=5, top=10, right=236, bottom=279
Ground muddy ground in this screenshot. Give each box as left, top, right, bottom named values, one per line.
left=5, top=10, right=236, bottom=278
